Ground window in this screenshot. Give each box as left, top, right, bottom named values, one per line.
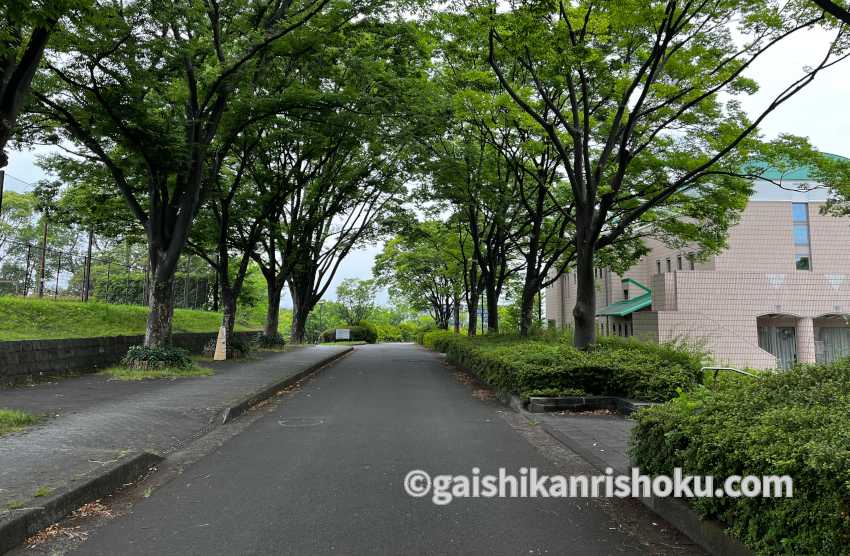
left=666, top=259, right=671, bottom=272
left=793, top=224, right=809, bottom=245
left=623, top=289, right=629, bottom=300
left=792, top=203, right=812, bottom=270
left=688, top=254, right=695, bottom=271
left=656, top=260, right=661, bottom=274
left=677, top=255, right=683, bottom=271
left=795, top=255, right=811, bottom=271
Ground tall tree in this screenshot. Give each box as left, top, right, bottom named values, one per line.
left=30, top=0, right=333, bottom=347
left=374, top=222, right=464, bottom=330
left=811, top=0, right=850, bottom=25
left=335, top=278, right=378, bottom=325
left=0, top=1, right=87, bottom=167
left=487, top=0, right=849, bottom=347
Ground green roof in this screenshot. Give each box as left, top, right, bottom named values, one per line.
left=596, top=293, right=651, bottom=317
left=746, top=152, right=848, bottom=181
left=596, top=278, right=652, bottom=317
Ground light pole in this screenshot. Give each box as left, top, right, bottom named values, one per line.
left=0, top=170, right=5, bottom=218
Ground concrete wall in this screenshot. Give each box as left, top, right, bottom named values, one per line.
left=0, top=331, right=258, bottom=385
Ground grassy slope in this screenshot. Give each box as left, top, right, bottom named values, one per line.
left=0, top=296, right=262, bottom=341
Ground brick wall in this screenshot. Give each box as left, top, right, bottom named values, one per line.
left=0, top=331, right=258, bottom=385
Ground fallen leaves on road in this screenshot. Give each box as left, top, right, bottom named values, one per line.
left=471, top=388, right=495, bottom=401
left=25, top=524, right=88, bottom=548
left=25, top=500, right=113, bottom=549
left=73, top=500, right=113, bottom=519
left=453, top=371, right=473, bottom=385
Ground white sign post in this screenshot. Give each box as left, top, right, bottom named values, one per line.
left=336, top=328, right=351, bottom=341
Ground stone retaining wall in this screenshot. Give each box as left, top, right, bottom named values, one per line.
left=0, top=331, right=258, bottom=385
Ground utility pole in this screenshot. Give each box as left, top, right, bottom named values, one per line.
left=37, top=215, right=48, bottom=297
left=0, top=170, right=5, bottom=218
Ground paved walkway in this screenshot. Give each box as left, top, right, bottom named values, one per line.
left=535, top=413, right=635, bottom=473
left=71, top=344, right=699, bottom=555
left=0, top=346, right=349, bottom=513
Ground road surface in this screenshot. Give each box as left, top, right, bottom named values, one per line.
left=63, top=343, right=701, bottom=555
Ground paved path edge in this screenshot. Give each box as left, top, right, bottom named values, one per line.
left=0, top=451, right=163, bottom=555
left=220, top=346, right=354, bottom=424
left=431, top=345, right=752, bottom=556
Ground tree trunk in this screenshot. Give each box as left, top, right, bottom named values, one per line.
left=518, top=278, right=538, bottom=338
left=219, top=285, right=237, bottom=359
left=264, top=281, right=283, bottom=337
left=485, top=286, right=499, bottom=334
left=467, top=291, right=479, bottom=336
left=573, top=243, right=597, bottom=349
left=145, top=276, right=175, bottom=347
left=289, top=284, right=312, bottom=344
left=453, top=297, right=461, bottom=333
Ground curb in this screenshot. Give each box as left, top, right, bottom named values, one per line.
left=527, top=395, right=655, bottom=416
left=220, top=347, right=353, bottom=424
left=0, top=451, right=162, bottom=555
left=443, top=346, right=753, bottom=556
left=516, top=398, right=752, bottom=556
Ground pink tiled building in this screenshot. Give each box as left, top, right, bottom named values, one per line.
left=545, top=159, right=850, bottom=369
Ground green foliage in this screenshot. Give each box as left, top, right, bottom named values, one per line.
left=374, top=221, right=464, bottom=329
left=521, top=387, right=586, bottom=400
left=0, top=408, right=41, bottom=436
left=422, top=331, right=703, bottom=401
left=335, top=279, right=378, bottom=325
left=320, top=322, right=378, bottom=344
left=255, top=333, right=286, bottom=349
left=102, top=364, right=212, bottom=381
left=631, top=361, right=850, bottom=554
left=375, top=322, right=417, bottom=342
left=122, top=345, right=192, bottom=370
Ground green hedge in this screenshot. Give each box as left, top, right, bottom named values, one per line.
left=631, top=361, right=850, bottom=554
left=320, top=322, right=377, bottom=344
left=422, top=331, right=703, bottom=402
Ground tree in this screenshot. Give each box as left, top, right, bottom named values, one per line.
left=188, top=136, right=289, bottom=357
left=248, top=20, right=426, bottom=343
left=30, top=0, right=332, bottom=347
left=0, top=1, right=88, bottom=167
left=374, top=221, right=464, bottom=330
left=335, top=278, right=378, bottom=325
left=812, top=0, right=850, bottom=25
left=487, top=0, right=850, bottom=347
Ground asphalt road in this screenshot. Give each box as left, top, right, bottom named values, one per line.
left=72, top=343, right=699, bottom=555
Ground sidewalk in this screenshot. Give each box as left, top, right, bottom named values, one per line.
left=0, top=346, right=350, bottom=514
left=534, top=413, right=635, bottom=473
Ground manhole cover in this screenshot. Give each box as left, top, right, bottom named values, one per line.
left=278, top=417, right=325, bottom=427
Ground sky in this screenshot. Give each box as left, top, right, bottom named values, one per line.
left=4, top=26, right=850, bottom=307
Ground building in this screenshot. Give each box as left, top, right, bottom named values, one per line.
left=546, top=157, right=850, bottom=369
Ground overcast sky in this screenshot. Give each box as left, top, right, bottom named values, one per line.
left=4, top=27, right=849, bottom=307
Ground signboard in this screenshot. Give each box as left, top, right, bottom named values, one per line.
left=336, top=328, right=351, bottom=341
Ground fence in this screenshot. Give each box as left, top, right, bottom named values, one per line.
left=0, top=234, right=214, bottom=310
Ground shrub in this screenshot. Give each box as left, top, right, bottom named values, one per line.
left=320, top=323, right=378, bottom=344
left=421, top=331, right=702, bottom=402
left=631, top=361, right=850, bottom=554
left=122, top=345, right=193, bottom=370
left=255, top=332, right=285, bottom=348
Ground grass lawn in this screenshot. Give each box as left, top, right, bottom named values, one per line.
left=100, top=363, right=213, bottom=381
left=0, top=408, right=41, bottom=436
left=0, top=296, right=262, bottom=341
